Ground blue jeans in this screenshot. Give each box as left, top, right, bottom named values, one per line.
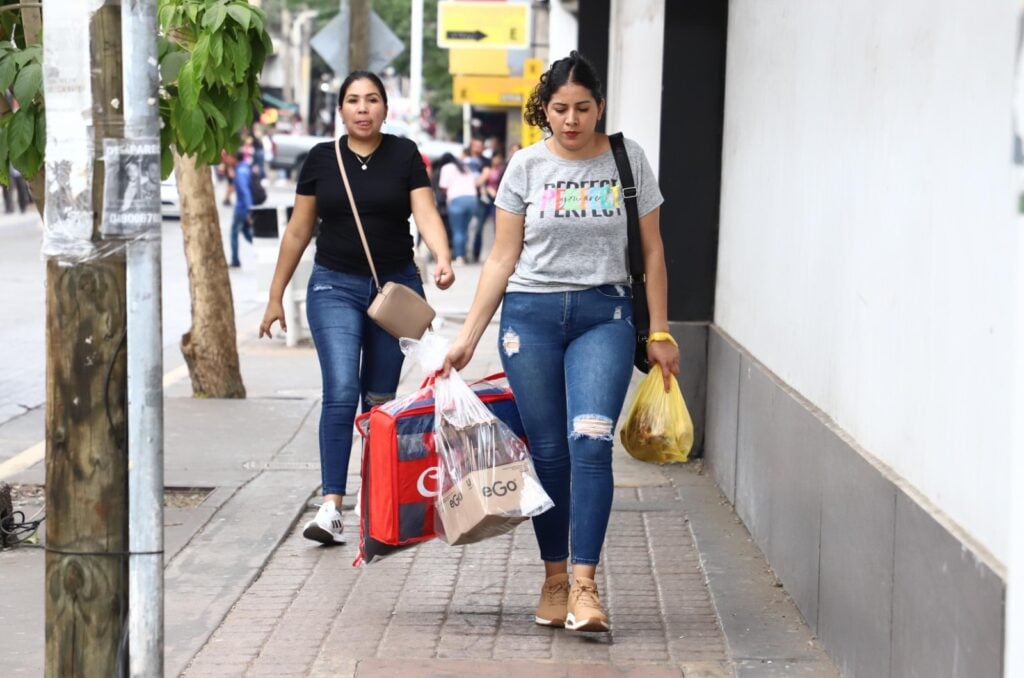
left=306, top=262, right=425, bottom=496
left=498, top=285, right=635, bottom=565
left=446, top=195, right=476, bottom=259
left=229, top=211, right=252, bottom=266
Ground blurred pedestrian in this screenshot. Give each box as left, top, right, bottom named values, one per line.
left=258, top=70, right=455, bottom=545
left=229, top=150, right=253, bottom=267
left=443, top=51, right=678, bottom=633
left=431, top=152, right=457, bottom=246
left=220, top=148, right=237, bottom=206
left=438, top=148, right=479, bottom=265
left=251, top=127, right=267, bottom=178
left=465, top=137, right=490, bottom=259
left=3, top=166, right=30, bottom=213
left=470, top=150, right=505, bottom=262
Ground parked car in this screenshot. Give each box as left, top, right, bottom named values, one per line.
left=161, top=177, right=180, bottom=219
left=268, top=124, right=464, bottom=178
left=419, top=138, right=464, bottom=164
left=268, top=133, right=330, bottom=177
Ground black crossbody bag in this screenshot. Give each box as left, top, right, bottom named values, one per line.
left=609, top=132, right=650, bottom=373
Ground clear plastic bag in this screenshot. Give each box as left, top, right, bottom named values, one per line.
left=620, top=370, right=694, bottom=464
left=402, top=336, right=553, bottom=545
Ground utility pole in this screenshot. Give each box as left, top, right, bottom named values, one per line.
left=410, top=0, right=424, bottom=137
left=349, top=0, right=370, bottom=72
left=281, top=7, right=293, bottom=104
left=292, top=9, right=318, bottom=130
left=42, top=1, right=128, bottom=675
left=122, top=0, right=164, bottom=675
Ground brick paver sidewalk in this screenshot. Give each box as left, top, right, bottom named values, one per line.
left=184, top=478, right=730, bottom=677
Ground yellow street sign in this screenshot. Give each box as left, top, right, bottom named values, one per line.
left=521, top=58, right=544, bottom=146
left=449, top=48, right=509, bottom=76
left=453, top=75, right=527, bottom=107
left=521, top=99, right=543, bottom=147
left=523, top=57, right=544, bottom=80
left=437, top=1, right=531, bottom=50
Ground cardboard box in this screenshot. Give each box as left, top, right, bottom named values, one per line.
left=436, top=460, right=546, bottom=546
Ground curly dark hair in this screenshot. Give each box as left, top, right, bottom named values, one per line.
left=523, top=51, right=605, bottom=132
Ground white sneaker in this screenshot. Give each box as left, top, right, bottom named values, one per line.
left=302, top=500, right=346, bottom=545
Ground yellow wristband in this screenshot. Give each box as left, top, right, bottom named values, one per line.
left=647, top=332, right=678, bottom=347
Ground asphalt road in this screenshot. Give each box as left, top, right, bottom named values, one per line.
left=0, top=182, right=292, bottom=428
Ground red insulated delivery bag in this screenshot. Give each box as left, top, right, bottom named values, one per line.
left=353, top=373, right=526, bottom=565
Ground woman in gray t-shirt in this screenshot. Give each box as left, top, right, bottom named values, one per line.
left=443, top=51, right=679, bottom=633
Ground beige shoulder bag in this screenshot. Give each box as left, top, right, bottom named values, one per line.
left=334, top=139, right=436, bottom=339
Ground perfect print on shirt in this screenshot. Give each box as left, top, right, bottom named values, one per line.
left=495, top=136, right=663, bottom=293
left=537, top=179, right=622, bottom=219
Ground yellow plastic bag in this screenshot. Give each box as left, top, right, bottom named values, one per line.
left=620, top=371, right=694, bottom=463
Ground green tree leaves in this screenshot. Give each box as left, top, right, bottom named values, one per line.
left=0, top=37, right=44, bottom=180
left=0, top=2, right=271, bottom=185
left=159, top=0, right=272, bottom=174
left=13, top=61, right=41, bottom=105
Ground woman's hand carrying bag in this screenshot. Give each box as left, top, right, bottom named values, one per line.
left=334, top=139, right=436, bottom=339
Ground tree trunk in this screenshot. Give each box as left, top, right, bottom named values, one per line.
left=28, top=173, right=45, bottom=218
left=173, top=150, right=246, bottom=398
left=19, top=1, right=45, bottom=219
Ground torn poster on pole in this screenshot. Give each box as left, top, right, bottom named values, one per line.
left=101, top=138, right=161, bottom=237
left=41, top=0, right=95, bottom=262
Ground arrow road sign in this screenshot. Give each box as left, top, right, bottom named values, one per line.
left=446, top=30, right=487, bottom=42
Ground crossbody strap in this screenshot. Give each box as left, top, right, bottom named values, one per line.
left=334, top=138, right=382, bottom=292
left=608, top=132, right=644, bottom=284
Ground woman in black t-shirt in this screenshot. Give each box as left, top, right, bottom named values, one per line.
left=259, top=71, right=454, bottom=546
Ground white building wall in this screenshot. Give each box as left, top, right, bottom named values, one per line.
left=606, top=0, right=663, bottom=175
left=1008, top=217, right=1023, bottom=678
left=717, top=1, right=1018, bottom=564
left=1007, top=20, right=1024, bottom=671
left=548, top=0, right=577, bottom=66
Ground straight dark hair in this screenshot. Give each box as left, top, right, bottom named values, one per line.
left=338, top=70, right=388, bottom=108
left=524, top=51, right=605, bottom=132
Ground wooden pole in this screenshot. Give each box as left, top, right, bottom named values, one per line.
left=44, top=3, right=127, bottom=676
left=349, top=0, right=370, bottom=71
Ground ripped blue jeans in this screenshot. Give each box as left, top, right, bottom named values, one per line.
left=498, top=285, right=635, bottom=565
left=306, top=262, right=425, bottom=496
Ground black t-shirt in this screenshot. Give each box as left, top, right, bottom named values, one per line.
left=296, top=134, right=430, bottom=275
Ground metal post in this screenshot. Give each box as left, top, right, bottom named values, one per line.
left=281, top=7, right=293, bottom=104
left=293, top=10, right=318, bottom=132
left=122, top=0, right=164, bottom=675
left=410, top=0, right=424, bottom=138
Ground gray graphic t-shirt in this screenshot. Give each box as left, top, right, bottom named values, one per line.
left=495, top=136, right=663, bottom=293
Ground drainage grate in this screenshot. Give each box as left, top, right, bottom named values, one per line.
left=164, top=487, right=213, bottom=509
